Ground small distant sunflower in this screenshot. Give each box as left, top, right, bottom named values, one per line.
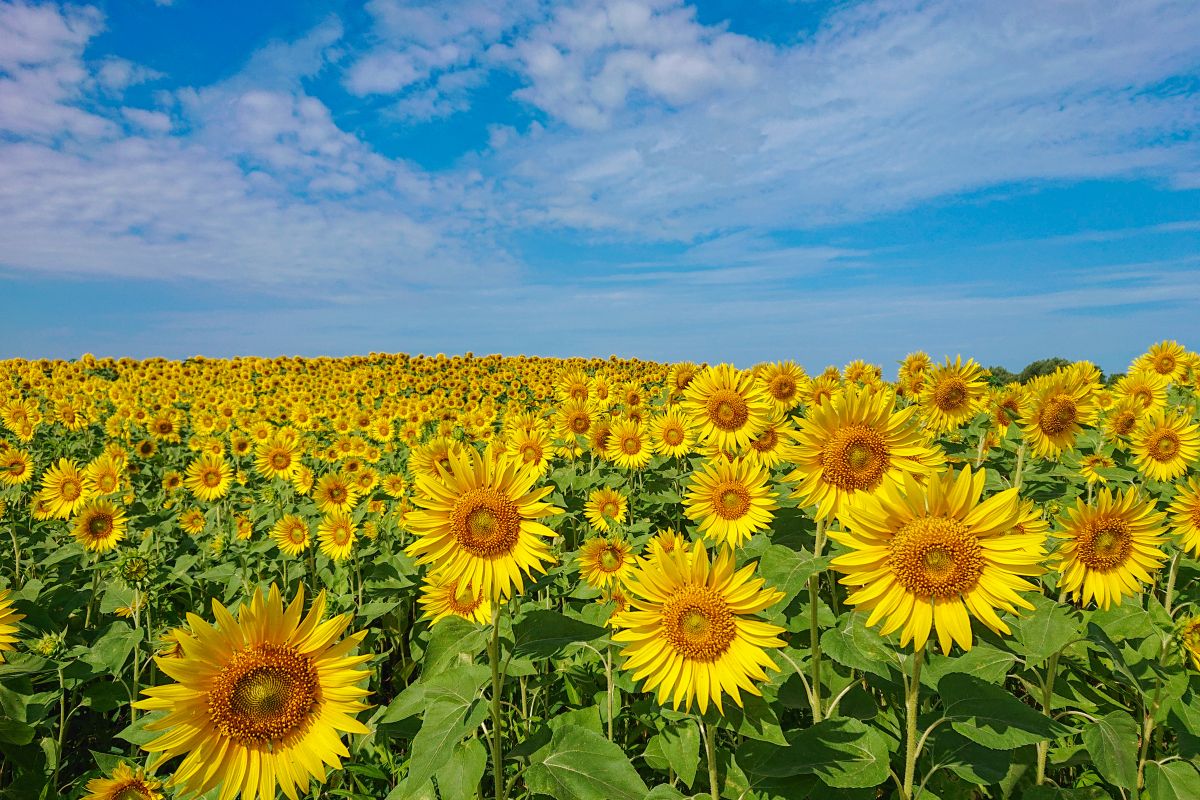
left=0, top=589, right=23, bottom=661
left=1129, top=410, right=1200, bottom=482
left=1078, top=452, right=1115, bottom=484
left=37, top=458, right=90, bottom=519
left=1019, top=372, right=1098, bottom=459
left=180, top=507, right=207, bottom=536
left=684, top=458, right=778, bottom=548
left=1055, top=487, right=1169, bottom=609
left=254, top=434, right=301, bottom=480
left=605, top=418, right=652, bottom=470
left=585, top=487, right=628, bottom=532
left=83, top=763, right=162, bottom=800
left=418, top=571, right=492, bottom=625
left=757, top=361, right=808, bottom=412
left=743, top=415, right=800, bottom=470
left=648, top=408, right=694, bottom=459
left=0, top=448, right=32, bottom=486
left=555, top=399, right=594, bottom=441
left=83, top=453, right=124, bottom=496
left=135, top=585, right=371, bottom=800
left=1104, top=396, right=1144, bottom=442
left=405, top=448, right=561, bottom=600
left=578, top=536, right=636, bottom=588
left=587, top=417, right=614, bottom=458
left=183, top=453, right=232, bottom=503
left=831, top=467, right=1044, bottom=654
left=1114, top=371, right=1168, bottom=413
left=134, top=439, right=157, bottom=459
left=313, top=471, right=359, bottom=514
left=271, top=514, right=311, bottom=556
left=162, top=471, right=183, bottom=493
left=645, top=528, right=689, bottom=563
left=381, top=473, right=408, bottom=499
left=680, top=364, right=773, bottom=452
left=919, top=357, right=988, bottom=433
left=318, top=510, right=357, bottom=561
left=806, top=374, right=841, bottom=408
left=73, top=499, right=128, bottom=553
left=507, top=426, right=554, bottom=477
left=1168, top=477, right=1200, bottom=556
left=611, top=540, right=785, bottom=714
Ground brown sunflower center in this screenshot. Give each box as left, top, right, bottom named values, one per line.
left=520, top=442, right=542, bottom=463
left=453, top=489, right=521, bottom=557
left=821, top=425, right=890, bottom=491
left=600, top=500, right=619, bottom=518
left=97, top=473, right=117, bottom=492
left=88, top=513, right=114, bottom=537
left=113, top=783, right=154, bottom=800
left=1039, top=395, right=1077, bottom=436
left=1112, top=410, right=1138, bottom=437
left=60, top=478, right=81, bottom=501
left=663, top=425, right=684, bottom=446
left=1153, top=354, right=1175, bottom=374
left=889, top=516, right=983, bottom=597
left=711, top=481, right=751, bottom=520
left=769, top=375, right=797, bottom=401
left=1132, top=387, right=1154, bottom=409
left=751, top=427, right=779, bottom=452
left=329, top=486, right=347, bottom=503
left=202, top=468, right=222, bottom=487
left=1078, top=517, right=1131, bottom=570
left=568, top=413, right=590, bottom=434
left=271, top=451, right=291, bottom=469
left=287, top=523, right=307, bottom=545
left=932, top=378, right=969, bottom=412
left=706, top=390, right=749, bottom=431
left=208, top=643, right=319, bottom=744
left=661, top=586, right=736, bottom=661
left=1146, top=429, right=1181, bottom=461
left=621, top=435, right=641, bottom=455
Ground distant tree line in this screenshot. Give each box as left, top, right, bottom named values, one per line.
left=985, top=358, right=1123, bottom=386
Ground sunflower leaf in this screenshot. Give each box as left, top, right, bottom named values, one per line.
left=526, top=724, right=648, bottom=800
left=512, top=609, right=606, bottom=659
left=1080, top=710, right=1138, bottom=790
left=940, top=673, right=1073, bottom=750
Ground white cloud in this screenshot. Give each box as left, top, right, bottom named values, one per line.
left=121, top=106, right=171, bottom=132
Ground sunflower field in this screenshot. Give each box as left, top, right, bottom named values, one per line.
left=1, top=344, right=1200, bottom=800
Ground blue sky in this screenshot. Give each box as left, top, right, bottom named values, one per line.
left=1, top=0, right=1198, bottom=374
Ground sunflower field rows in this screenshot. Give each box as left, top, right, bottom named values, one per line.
left=1, top=346, right=1199, bottom=800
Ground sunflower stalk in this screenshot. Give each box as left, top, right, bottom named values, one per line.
left=902, top=644, right=926, bottom=800
left=1163, top=550, right=1181, bottom=617
left=1012, top=442, right=1026, bottom=490
left=808, top=518, right=826, bottom=722
left=487, top=618, right=507, bottom=800
left=698, top=715, right=719, bottom=800
left=605, top=641, right=615, bottom=741
left=1034, top=648, right=1062, bottom=785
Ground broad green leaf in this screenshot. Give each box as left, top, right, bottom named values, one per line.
left=420, top=617, right=487, bottom=680
left=713, top=693, right=788, bottom=745
left=923, top=642, right=1015, bottom=687
left=83, top=622, right=143, bottom=673
left=1144, top=761, right=1200, bottom=800
left=399, top=665, right=490, bottom=797
left=646, top=719, right=699, bottom=789
left=512, top=610, right=606, bottom=659
left=927, top=727, right=1011, bottom=785
left=115, top=711, right=166, bottom=746
left=0, top=716, right=34, bottom=745
left=1080, top=710, right=1137, bottom=790
left=1008, top=595, right=1082, bottom=663
left=433, top=738, right=487, bottom=800
left=756, top=545, right=829, bottom=609
left=819, top=613, right=897, bottom=679
left=736, top=718, right=890, bottom=789
left=525, top=725, right=648, bottom=800
left=939, top=673, right=1072, bottom=750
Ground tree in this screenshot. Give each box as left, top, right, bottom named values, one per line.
left=1018, top=358, right=1072, bottom=383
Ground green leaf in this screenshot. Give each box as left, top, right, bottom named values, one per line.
left=756, top=545, right=829, bottom=609
left=0, top=716, right=34, bottom=745
left=654, top=719, right=700, bottom=789
left=83, top=622, right=143, bottom=673
left=713, top=693, right=788, bottom=744
left=1144, top=761, right=1200, bottom=800
left=819, top=613, right=897, bottom=679
left=939, top=673, right=1072, bottom=750
left=512, top=610, right=606, bottom=659
left=420, top=617, right=487, bottom=680
left=923, top=643, right=1015, bottom=687
left=115, top=711, right=166, bottom=746
left=927, top=727, right=1011, bottom=785
left=399, top=665, right=490, bottom=797
left=1080, top=710, right=1138, bottom=790
left=1008, top=595, right=1082, bottom=663
left=526, top=725, right=649, bottom=800
left=736, top=718, right=890, bottom=789
left=433, top=738, right=487, bottom=800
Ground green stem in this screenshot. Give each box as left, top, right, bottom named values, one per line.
left=53, top=666, right=66, bottom=791
left=487, top=620, right=506, bottom=800
left=1035, top=649, right=1062, bottom=785
left=1012, top=443, right=1026, bottom=490
left=130, top=588, right=142, bottom=723
left=605, top=641, right=615, bottom=741
left=808, top=519, right=826, bottom=722
left=8, top=526, right=18, bottom=582
left=1163, top=551, right=1181, bottom=617
left=699, top=716, right=719, bottom=799
left=83, top=556, right=101, bottom=628
left=903, top=644, right=926, bottom=800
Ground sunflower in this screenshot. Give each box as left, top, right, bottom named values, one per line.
left=37, top=457, right=90, bottom=519
left=405, top=447, right=560, bottom=600
left=1019, top=371, right=1098, bottom=459
left=318, top=510, right=357, bottom=561
left=584, top=486, right=628, bottom=532
left=313, top=471, right=359, bottom=514
left=806, top=375, right=841, bottom=408
left=554, top=399, right=594, bottom=442
left=1104, top=396, right=1144, bottom=442
left=418, top=571, right=492, bottom=625
left=135, top=439, right=157, bottom=459
left=684, top=458, right=778, bottom=548
left=785, top=385, right=945, bottom=521
left=380, top=473, right=407, bottom=499
left=1114, top=371, right=1169, bottom=413
left=757, top=361, right=808, bottom=412
left=72, top=499, right=128, bottom=553
left=1167, top=477, right=1200, bottom=556
left=1054, top=487, right=1169, bottom=610
left=180, top=508, right=207, bottom=536
left=409, top=436, right=461, bottom=482
left=647, top=408, right=693, bottom=459
left=0, top=448, right=33, bottom=486
left=1181, top=617, right=1200, bottom=671
left=578, top=536, right=636, bottom=588
left=605, top=418, right=652, bottom=470
left=587, top=417, right=614, bottom=458
left=254, top=434, right=301, bottom=481
left=611, top=540, right=785, bottom=713
left=135, top=585, right=371, bottom=800
left=0, top=589, right=23, bottom=662
left=919, top=357, right=988, bottom=433
left=84, top=452, right=124, bottom=496
left=83, top=763, right=162, bottom=800
left=184, top=454, right=232, bottom=503
left=1133, top=340, right=1189, bottom=383
left=271, top=514, right=311, bottom=556
left=645, top=528, right=689, bottom=563
left=507, top=426, right=554, bottom=477
left=830, top=466, right=1044, bottom=654
left=1129, top=410, right=1200, bottom=482
left=1078, top=452, right=1115, bottom=484
left=743, top=414, right=800, bottom=470
left=680, top=364, right=772, bottom=452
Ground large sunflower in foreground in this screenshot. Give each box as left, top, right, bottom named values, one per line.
left=680, top=364, right=773, bottom=452
left=135, top=585, right=371, bottom=800
left=84, top=763, right=162, bottom=800
left=785, top=385, right=945, bottom=521
left=406, top=448, right=561, bottom=600
left=611, top=541, right=785, bottom=714
left=831, top=467, right=1044, bottom=654
left=1129, top=410, right=1200, bottom=482
left=918, top=357, right=988, bottom=434
left=1168, top=477, right=1200, bottom=556
left=683, top=457, right=778, bottom=548
left=0, top=589, right=23, bottom=661
left=1054, top=487, right=1168, bottom=609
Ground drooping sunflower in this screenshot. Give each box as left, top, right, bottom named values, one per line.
left=312, top=471, right=360, bottom=515
left=611, top=540, right=785, bottom=714
left=1132, top=340, right=1189, bottom=383
left=318, top=510, right=357, bottom=561
left=1167, top=477, right=1200, bottom=556
left=918, top=356, right=988, bottom=434
left=680, top=364, right=773, bottom=452
left=184, top=453, right=232, bottom=503
left=785, top=385, right=945, bottom=521
left=507, top=425, right=554, bottom=477
left=417, top=571, right=492, bottom=625
left=405, top=447, right=561, bottom=600
left=37, top=457, right=90, bottom=519
left=1054, top=487, right=1169, bottom=609
left=645, top=528, right=689, bottom=563
left=605, top=418, right=652, bottom=470
left=1181, top=617, right=1200, bottom=671
left=1019, top=371, right=1098, bottom=459
left=1129, top=409, right=1200, bottom=482
left=0, top=589, right=23, bottom=662
left=135, top=585, right=371, bottom=800
left=72, top=499, right=128, bottom=553
left=831, top=467, right=1044, bottom=654
left=684, top=457, right=778, bottom=548
left=578, top=536, right=636, bottom=588
left=83, top=763, right=162, bottom=800
left=0, top=448, right=32, bottom=486
left=584, top=486, right=628, bottom=532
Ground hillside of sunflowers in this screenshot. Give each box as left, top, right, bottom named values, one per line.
left=1, top=343, right=1199, bottom=800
